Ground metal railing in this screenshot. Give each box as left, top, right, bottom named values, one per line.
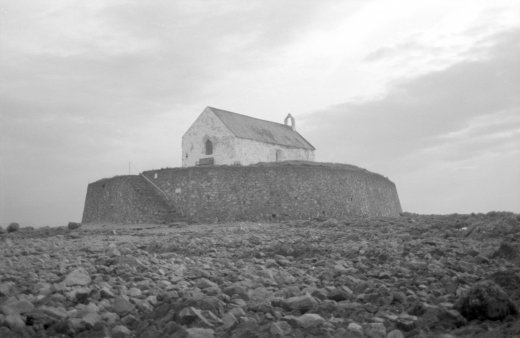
left=129, top=162, right=171, bottom=202
left=139, top=172, right=171, bottom=202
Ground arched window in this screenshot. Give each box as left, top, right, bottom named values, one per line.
left=205, top=139, right=213, bottom=155
left=276, top=149, right=282, bottom=161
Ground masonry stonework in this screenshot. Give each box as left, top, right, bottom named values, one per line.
left=82, top=161, right=402, bottom=224
left=82, top=176, right=182, bottom=224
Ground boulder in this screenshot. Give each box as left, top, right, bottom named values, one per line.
left=386, top=329, right=405, bottom=338
left=455, top=281, right=518, bottom=320
left=346, top=322, right=364, bottom=338
left=185, top=327, right=215, bottom=338
left=112, top=297, right=135, bottom=316
left=286, top=313, right=325, bottom=328
left=0, top=282, right=14, bottom=297
left=281, top=293, right=317, bottom=312
left=5, top=313, right=25, bottom=331
left=63, top=268, right=91, bottom=286
left=270, top=321, right=292, bottom=336
left=68, top=222, right=82, bottom=230
left=489, top=270, right=520, bottom=301
left=321, top=218, right=342, bottom=227
left=7, top=222, right=19, bottom=233
left=1, top=299, right=34, bottom=315
left=112, top=325, right=131, bottom=338
left=491, top=241, right=518, bottom=261
left=363, top=322, right=386, bottom=338
left=40, top=305, right=68, bottom=320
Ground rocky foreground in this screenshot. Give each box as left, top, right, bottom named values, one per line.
left=1, top=212, right=520, bottom=338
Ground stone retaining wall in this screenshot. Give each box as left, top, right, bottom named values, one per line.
left=83, top=161, right=402, bottom=224
left=82, top=176, right=172, bottom=224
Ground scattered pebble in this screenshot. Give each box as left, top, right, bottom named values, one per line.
left=0, top=213, right=519, bottom=337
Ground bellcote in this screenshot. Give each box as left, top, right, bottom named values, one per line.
left=284, top=114, right=295, bottom=130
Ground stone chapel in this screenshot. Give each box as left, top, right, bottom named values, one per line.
left=182, top=106, right=315, bottom=167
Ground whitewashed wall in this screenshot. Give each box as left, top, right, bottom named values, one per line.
left=182, top=107, right=315, bottom=166
left=234, top=138, right=314, bottom=165
left=182, top=107, right=236, bottom=167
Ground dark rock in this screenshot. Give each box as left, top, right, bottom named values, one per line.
left=39, top=306, right=68, bottom=320
left=112, top=325, right=132, bottom=338
left=0, top=327, right=14, bottom=338
left=1, top=299, right=35, bottom=315
left=5, top=313, right=26, bottom=331
left=50, top=319, right=74, bottom=336
left=391, top=291, right=407, bottom=305
left=363, top=322, right=386, bottom=338
left=281, top=294, right=317, bottom=312
left=310, top=288, right=327, bottom=301
left=0, top=282, right=14, bottom=297
left=321, top=218, right=341, bottom=227
left=68, top=222, right=82, bottom=230
left=73, top=287, right=92, bottom=304
left=195, top=278, right=218, bottom=290
left=177, top=307, right=214, bottom=327
left=221, top=312, right=238, bottom=330
left=407, top=301, right=428, bottom=316
left=395, top=316, right=416, bottom=332
left=75, top=325, right=108, bottom=338
left=284, top=313, right=325, bottom=328
left=270, top=321, right=292, bottom=336
left=112, top=297, right=135, bottom=316
left=489, top=270, right=520, bottom=300
left=184, top=327, right=214, bottom=338
left=223, top=284, right=249, bottom=300
left=177, top=295, right=224, bottom=315
left=81, top=312, right=102, bottom=328
left=229, top=318, right=261, bottom=338
left=491, top=241, right=518, bottom=261
left=121, top=314, right=139, bottom=329
left=346, top=322, right=364, bottom=338
left=7, top=222, right=20, bottom=233
left=415, top=306, right=466, bottom=330
left=386, top=329, right=405, bottom=338
left=455, top=280, right=518, bottom=320
left=327, top=286, right=353, bottom=301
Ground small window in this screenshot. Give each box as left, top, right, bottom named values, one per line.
left=205, top=140, right=213, bottom=155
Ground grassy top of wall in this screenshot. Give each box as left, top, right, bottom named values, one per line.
left=142, top=161, right=392, bottom=183
left=89, top=175, right=135, bottom=185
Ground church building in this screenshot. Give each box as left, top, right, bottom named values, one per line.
left=182, top=106, right=315, bottom=167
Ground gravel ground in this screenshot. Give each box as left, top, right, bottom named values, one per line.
left=1, top=212, right=520, bottom=337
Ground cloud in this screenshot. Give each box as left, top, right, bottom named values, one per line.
left=303, top=27, right=520, bottom=213
left=0, top=0, right=349, bottom=122
left=362, top=3, right=520, bottom=80
left=1, top=1, right=519, bottom=226
left=1, top=0, right=354, bottom=226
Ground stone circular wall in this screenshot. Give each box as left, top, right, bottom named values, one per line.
left=140, top=161, right=402, bottom=222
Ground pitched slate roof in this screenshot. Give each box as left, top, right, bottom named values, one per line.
left=208, top=106, right=315, bottom=150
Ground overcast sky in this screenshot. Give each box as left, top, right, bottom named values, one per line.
left=1, top=0, right=519, bottom=227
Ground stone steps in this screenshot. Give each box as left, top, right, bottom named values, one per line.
left=131, top=176, right=186, bottom=224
